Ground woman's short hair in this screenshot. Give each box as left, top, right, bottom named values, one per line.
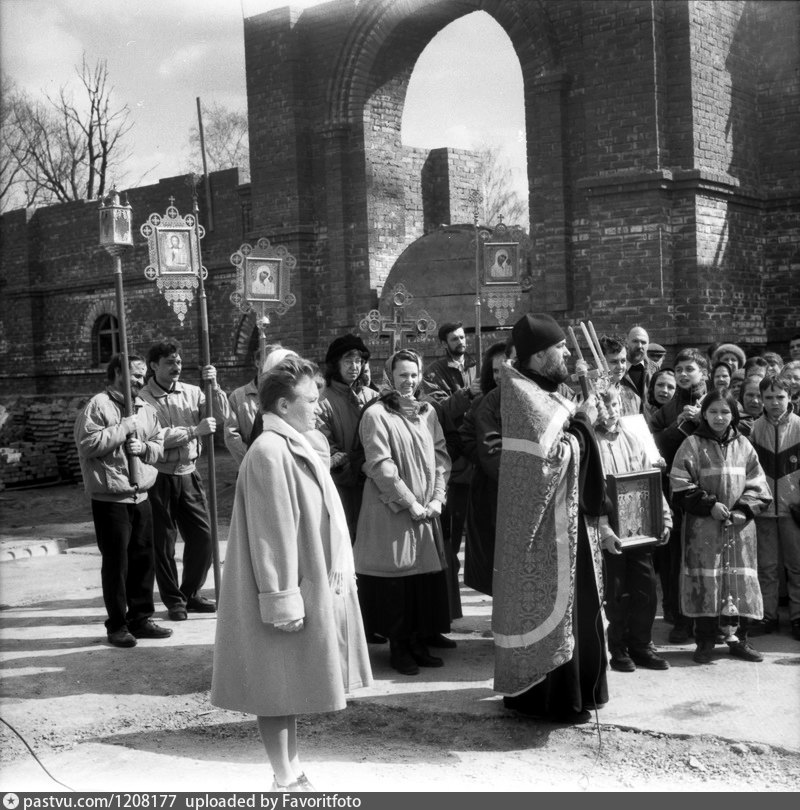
left=259, top=356, right=318, bottom=413
left=700, top=388, right=740, bottom=428
left=480, top=341, right=509, bottom=394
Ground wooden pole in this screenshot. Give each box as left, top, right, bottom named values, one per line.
left=108, top=244, right=138, bottom=486
left=196, top=97, right=214, bottom=232
left=191, top=182, right=221, bottom=604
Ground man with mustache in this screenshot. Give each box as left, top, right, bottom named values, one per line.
left=140, top=340, right=230, bottom=621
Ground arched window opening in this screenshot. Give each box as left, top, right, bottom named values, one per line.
left=401, top=10, right=528, bottom=228
left=93, top=313, right=120, bottom=367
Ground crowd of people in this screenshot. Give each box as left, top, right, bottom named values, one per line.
left=73, top=324, right=800, bottom=789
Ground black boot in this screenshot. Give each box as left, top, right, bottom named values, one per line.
left=389, top=638, right=419, bottom=675
left=410, top=636, right=444, bottom=668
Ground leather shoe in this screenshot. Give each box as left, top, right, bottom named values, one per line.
left=168, top=607, right=188, bottom=621
left=728, top=640, right=763, bottom=662
left=410, top=647, right=444, bottom=668
left=130, top=620, right=173, bottom=640
left=629, top=647, right=669, bottom=670
left=424, top=633, right=457, bottom=648
left=747, top=617, right=778, bottom=637
left=390, top=649, right=419, bottom=676
left=365, top=632, right=387, bottom=644
left=610, top=651, right=636, bottom=672
left=107, top=627, right=137, bottom=648
left=186, top=596, right=216, bottom=613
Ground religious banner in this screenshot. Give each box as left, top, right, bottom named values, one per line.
left=478, top=221, right=533, bottom=326
left=229, top=237, right=297, bottom=323
left=140, top=199, right=205, bottom=324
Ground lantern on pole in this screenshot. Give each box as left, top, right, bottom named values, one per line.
left=230, top=238, right=297, bottom=359
left=98, top=188, right=138, bottom=485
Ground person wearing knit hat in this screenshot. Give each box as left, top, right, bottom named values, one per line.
left=511, top=312, right=567, bottom=370
left=495, top=312, right=614, bottom=724
left=712, top=343, right=746, bottom=372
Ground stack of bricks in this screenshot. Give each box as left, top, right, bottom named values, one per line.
left=24, top=399, right=88, bottom=483
left=0, top=441, right=59, bottom=488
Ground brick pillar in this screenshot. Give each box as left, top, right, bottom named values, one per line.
left=528, top=72, right=570, bottom=312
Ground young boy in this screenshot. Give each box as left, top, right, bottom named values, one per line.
left=594, top=387, right=672, bottom=671
left=748, top=377, right=800, bottom=641
left=651, top=348, right=709, bottom=643
left=600, top=334, right=641, bottom=416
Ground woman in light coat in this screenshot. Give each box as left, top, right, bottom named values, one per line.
left=211, top=356, right=371, bottom=791
left=354, top=349, right=451, bottom=676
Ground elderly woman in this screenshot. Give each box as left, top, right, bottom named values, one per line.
left=354, top=349, right=452, bottom=676
left=211, top=357, right=372, bottom=791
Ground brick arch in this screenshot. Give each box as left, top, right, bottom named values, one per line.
left=79, top=296, right=117, bottom=342
left=326, top=0, right=562, bottom=127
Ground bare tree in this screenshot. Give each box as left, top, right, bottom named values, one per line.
left=475, top=144, right=529, bottom=228
left=1, top=56, right=132, bottom=212
left=188, top=101, right=250, bottom=181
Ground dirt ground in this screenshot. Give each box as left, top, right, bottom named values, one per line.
left=1, top=460, right=799, bottom=793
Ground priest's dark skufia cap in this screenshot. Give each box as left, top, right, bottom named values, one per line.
left=324, top=334, right=370, bottom=364
left=512, top=313, right=566, bottom=364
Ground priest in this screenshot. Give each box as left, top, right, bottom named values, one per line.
left=493, top=313, right=618, bottom=724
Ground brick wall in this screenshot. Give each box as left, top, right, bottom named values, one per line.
left=1, top=0, right=798, bottom=402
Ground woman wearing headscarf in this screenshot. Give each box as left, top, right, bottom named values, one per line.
left=354, top=349, right=452, bottom=676
left=211, top=356, right=371, bottom=791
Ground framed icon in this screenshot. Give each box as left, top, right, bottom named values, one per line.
left=156, top=228, right=194, bottom=274
left=246, top=257, right=282, bottom=303
left=605, top=469, right=664, bottom=549
left=483, top=242, right=520, bottom=286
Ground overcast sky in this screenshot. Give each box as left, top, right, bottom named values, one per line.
left=1, top=0, right=526, bottom=205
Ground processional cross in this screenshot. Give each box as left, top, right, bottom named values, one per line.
left=359, top=283, right=436, bottom=352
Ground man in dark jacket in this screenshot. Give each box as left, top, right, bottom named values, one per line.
left=423, top=323, right=480, bottom=640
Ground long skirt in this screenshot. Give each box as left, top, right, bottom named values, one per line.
left=357, top=570, right=451, bottom=642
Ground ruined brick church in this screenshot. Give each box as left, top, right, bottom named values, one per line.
left=1, top=0, right=798, bottom=400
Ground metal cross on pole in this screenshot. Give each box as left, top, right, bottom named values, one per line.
left=358, top=284, right=437, bottom=352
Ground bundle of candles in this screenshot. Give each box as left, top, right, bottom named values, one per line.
left=567, top=321, right=612, bottom=399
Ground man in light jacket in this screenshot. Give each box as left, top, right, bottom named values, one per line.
left=140, top=340, right=230, bottom=621
left=74, top=353, right=171, bottom=648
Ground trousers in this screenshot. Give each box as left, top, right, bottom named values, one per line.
left=149, top=470, right=213, bottom=609
left=603, top=545, right=658, bottom=653
left=91, top=499, right=155, bottom=632
left=755, top=516, right=800, bottom=622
